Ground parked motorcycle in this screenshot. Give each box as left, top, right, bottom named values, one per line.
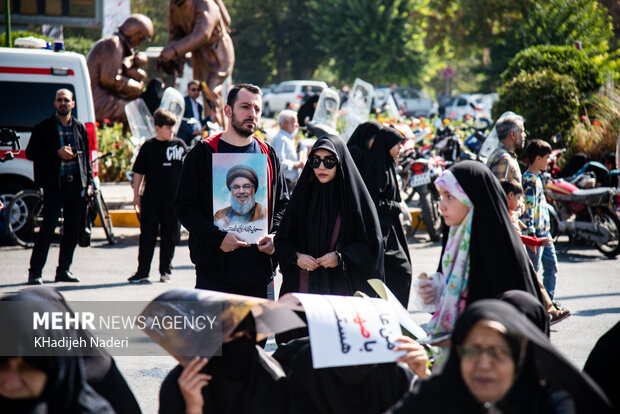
left=543, top=173, right=620, bottom=257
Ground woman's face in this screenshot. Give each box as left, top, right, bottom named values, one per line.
left=389, top=141, right=402, bottom=159
left=0, top=357, right=47, bottom=400
left=310, top=148, right=338, bottom=184
left=438, top=185, right=470, bottom=226
left=459, top=322, right=515, bottom=404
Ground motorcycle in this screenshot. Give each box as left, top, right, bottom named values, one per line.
left=543, top=173, right=620, bottom=257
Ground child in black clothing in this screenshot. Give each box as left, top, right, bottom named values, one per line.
left=129, top=108, right=188, bottom=283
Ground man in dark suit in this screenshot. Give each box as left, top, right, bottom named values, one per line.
left=177, top=80, right=207, bottom=145
left=25, top=89, right=93, bottom=285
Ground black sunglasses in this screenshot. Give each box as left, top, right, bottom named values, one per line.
left=309, top=155, right=338, bottom=169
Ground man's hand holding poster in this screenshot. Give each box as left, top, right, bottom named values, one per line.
left=213, top=153, right=268, bottom=244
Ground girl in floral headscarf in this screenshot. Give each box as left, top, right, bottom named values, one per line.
left=416, top=161, right=540, bottom=365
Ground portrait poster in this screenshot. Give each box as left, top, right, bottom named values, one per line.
left=292, top=293, right=406, bottom=368
left=212, top=153, right=268, bottom=244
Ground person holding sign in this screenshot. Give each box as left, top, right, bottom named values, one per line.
left=174, top=84, right=289, bottom=298
left=275, top=134, right=384, bottom=297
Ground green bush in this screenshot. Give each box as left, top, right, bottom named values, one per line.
left=64, top=37, right=96, bottom=57
left=0, top=31, right=50, bottom=48
left=493, top=70, right=580, bottom=147
left=501, top=45, right=605, bottom=94
left=96, top=123, right=134, bottom=182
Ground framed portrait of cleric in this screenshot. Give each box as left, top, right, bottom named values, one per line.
left=212, top=153, right=269, bottom=244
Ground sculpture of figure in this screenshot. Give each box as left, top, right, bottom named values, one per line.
left=87, top=14, right=154, bottom=123
left=158, top=0, right=235, bottom=127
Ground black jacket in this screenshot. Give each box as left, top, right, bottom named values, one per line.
left=25, top=114, right=93, bottom=189
left=173, top=138, right=289, bottom=283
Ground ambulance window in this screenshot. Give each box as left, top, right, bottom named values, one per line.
left=0, top=82, right=77, bottom=131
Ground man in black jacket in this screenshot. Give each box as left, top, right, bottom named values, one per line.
left=174, top=84, right=289, bottom=298
left=25, top=89, right=93, bottom=285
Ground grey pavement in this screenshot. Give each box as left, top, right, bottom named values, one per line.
left=0, top=227, right=618, bottom=413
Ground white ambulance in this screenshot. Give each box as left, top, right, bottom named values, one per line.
left=0, top=44, right=99, bottom=204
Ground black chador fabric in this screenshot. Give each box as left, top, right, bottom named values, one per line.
left=440, top=161, right=541, bottom=305
left=0, top=288, right=115, bottom=414
left=159, top=337, right=289, bottom=414
left=275, top=134, right=384, bottom=296
left=583, top=321, right=620, bottom=413
left=348, top=125, right=412, bottom=307
left=347, top=120, right=382, bottom=170
left=499, top=290, right=550, bottom=336
left=286, top=339, right=413, bottom=414
left=387, top=300, right=613, bottom=414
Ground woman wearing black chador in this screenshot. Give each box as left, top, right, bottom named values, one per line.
left=275, top=134, right=384, bottom=297
left=348, top=123, right=412, bottom=307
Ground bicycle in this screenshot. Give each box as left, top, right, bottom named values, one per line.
left=5, top=151, right=116, bottom=247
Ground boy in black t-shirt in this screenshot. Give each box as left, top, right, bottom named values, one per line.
left=129, top=108, right=188, bottom=283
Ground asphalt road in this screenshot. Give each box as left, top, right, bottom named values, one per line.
left=0, top=227, right=618, bottom=413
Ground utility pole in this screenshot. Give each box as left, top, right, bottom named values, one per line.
left=4, top=0, right=11, bottom=47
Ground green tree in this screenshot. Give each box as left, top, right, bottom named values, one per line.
left=493, top=70, right=580, bottom=145
left=307, top=0, right=428, bottom=86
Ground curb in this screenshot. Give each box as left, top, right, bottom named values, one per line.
left=96, top=209, right=424, bottom=229
left=94, top=210, right=140, bottom=227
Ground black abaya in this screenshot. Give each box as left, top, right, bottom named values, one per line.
left=275, top=134, right=384, bottom=296
left=348, top=124, right=413, bottom=307
left=0, top=287, right=116, bottom=414
left=159, top=334, right=289, bottom=414
left=583, top=321, right=620, bottom=413
left=285, top=338, right=413, bottom=414
left=387, top=300, right=612, bottom=414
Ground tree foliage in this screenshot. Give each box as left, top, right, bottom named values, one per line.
left=501, top=45, right=606, bottom=94
left=493, top=70, right=580, bottom=145
left=306, top=0, right=428, bottom=86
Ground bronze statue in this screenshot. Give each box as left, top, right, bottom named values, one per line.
left=87, top=14, right=154, bottom=123
left=158, top=0, right=235, bottom=127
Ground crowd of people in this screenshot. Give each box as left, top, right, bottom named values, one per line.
left=2, top=83, right=617, bottom=413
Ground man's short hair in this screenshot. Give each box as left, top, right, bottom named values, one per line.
left=187, top=80, right=200, bottom=90
left=226, top=84, right=262, bottom=108
left=495, top=115, right=524, bottom=142
left=55, top=88, right=74, bottom=101
left=226, top=165, right=259, bottom=190
left=525, top=139, right=552, bottom=163
left=278, top=110, right=297, bottom=127
left=499, top=178, right=523, bottom=196
left=153, top=108, right=177, bottom=127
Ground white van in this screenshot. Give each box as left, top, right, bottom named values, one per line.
left=0, top=46, right=98, bottom=202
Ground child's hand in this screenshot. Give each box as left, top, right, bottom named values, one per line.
left=418, top=280, right=436, bottom=304
left=542, top=237, right=553, bottom=247
left=518, top=220, right=527, bottom=230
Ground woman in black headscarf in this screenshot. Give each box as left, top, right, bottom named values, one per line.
left=348, top=123, right=413, bottom=306
left=275, top=134, right=384, bottom=296
left=0, top=287, right=117, bottom=414
left=141, top=77, right=165, bottom=115
left=499, top=290, right=550, bottom=336
left=583, top=321, right=620, bottom=413
left=159, top=313, right=289, bottom=414
left=347, top=120, right=382, bottom=168
left=387, top=300, right=613, bottom=414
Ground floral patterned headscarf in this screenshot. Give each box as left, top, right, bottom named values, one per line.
left=427, top=170, right=473, bottom=336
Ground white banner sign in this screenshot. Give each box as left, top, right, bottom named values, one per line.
left=102, top=0, right=131, bottom=38
left=293, top=294, right=405, bottom=368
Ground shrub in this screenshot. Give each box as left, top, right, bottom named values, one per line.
left=562, top=87, right=620, bottom=166
left=501, top=45, right=606, bottom=94
left=0, top=31, right=50, bottom=48
left=96, top=123, right=134, bottom=182
left=493, top=70, right=580, bottom=147
left=64, top=37, right=96, bottom=57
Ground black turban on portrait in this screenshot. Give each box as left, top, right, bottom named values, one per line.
left=226, top=165, right=259, bottom=190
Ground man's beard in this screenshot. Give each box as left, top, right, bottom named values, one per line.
left=231, top=112, right=256, bottom=137
left=230, top=193, right=256, bottom=216
left=57, top=107, right=71, bottom=116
